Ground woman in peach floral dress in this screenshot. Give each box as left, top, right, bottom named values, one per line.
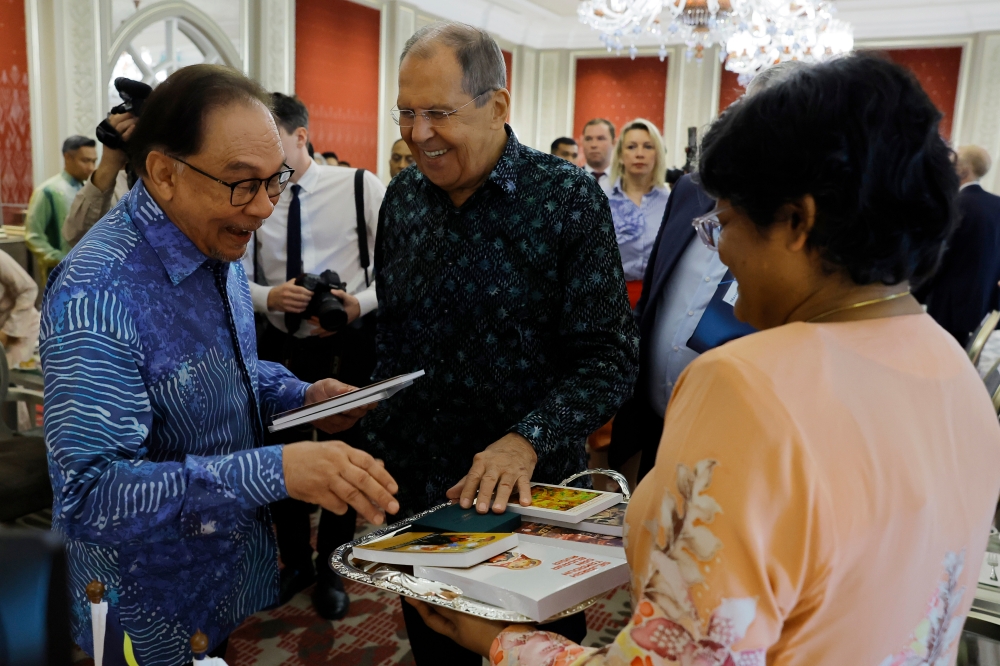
left=406, top=54, right=1000, bottom=666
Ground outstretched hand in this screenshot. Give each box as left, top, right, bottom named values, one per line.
left=283, top=440, right=398, bottom=525
left=447, top=433, right=537, bottom=514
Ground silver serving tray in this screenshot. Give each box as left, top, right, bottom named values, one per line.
left=330, top=469, right=631, bottom=623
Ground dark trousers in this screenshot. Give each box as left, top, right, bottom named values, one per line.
left=259, top=319, right=375, bottom=579
left=400, top=597, right=588, bottom=666
left=608, top=392, right=665, bottom=484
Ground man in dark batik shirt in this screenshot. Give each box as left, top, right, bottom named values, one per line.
left=360, top=22, right=638, bottom=664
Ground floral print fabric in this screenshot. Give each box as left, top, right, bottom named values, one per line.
left=492, top=316, right=1000, bottom=666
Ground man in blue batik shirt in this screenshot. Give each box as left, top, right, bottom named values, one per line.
left=40, top=65, right=399, bottom=665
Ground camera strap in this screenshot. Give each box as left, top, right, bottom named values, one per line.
left=354, top=169, right=370, bottom=287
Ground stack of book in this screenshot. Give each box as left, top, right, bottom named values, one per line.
left=350, top=483, right=630, bottom=621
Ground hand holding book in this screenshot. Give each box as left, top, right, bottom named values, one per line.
left=304, top=378, right=378, bottom=433
left=447, top=432, right=537, bottom=514
left=404, top=598, right=516, bottom=658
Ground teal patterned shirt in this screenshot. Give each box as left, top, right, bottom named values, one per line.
left=363, top=127, right=639, bottom=510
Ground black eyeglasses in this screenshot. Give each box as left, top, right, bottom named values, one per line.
left=169, top=155, right=294, bottom=206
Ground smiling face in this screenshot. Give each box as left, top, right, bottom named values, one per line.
left=143, top=100, right=285, bottom=262
left=396, top=45, right=509, bottom=201
left=621, top=128, right=655, bottom=179
left=582, top=122, right=614, bottom=170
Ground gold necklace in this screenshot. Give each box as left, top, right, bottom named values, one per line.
left=806, top=290, right=912, bottom=323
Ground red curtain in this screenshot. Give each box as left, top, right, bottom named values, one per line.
left=718, top=48, right=963, bottom=140
left=295, top=0, right=381, bottom=171
left=0, top=0, right=32, bottom=222
left=718, top=67, right=742, bottom=114
left=573, top=57, right=668, bottom=144
left=881, top=48, right=962, bottom=140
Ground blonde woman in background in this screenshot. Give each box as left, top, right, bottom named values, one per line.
left=607, top=118, right=669, bottom=308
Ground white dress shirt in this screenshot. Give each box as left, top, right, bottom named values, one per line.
left=584, top=163, right=612, bottom=192
left=242, top=161, right=385, bottom=334
left=647, top=236, right=728, bottom=416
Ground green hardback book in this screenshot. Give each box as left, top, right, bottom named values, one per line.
left=412, top=503, right=522, bottom=534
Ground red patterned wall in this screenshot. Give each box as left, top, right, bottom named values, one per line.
left=573, top=56, right=668, bottom=144
left=0, top=0, right=32, bottom=222
left=879, top=47, right=963, bottom=140
left=718, top=67, right=742, bottom=113
left=295, top=0, right=380, bottom=171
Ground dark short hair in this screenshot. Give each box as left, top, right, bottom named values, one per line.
left=271, top=92, right=309, bottom=133
left=307, top=141, right=315, bottom=156
left=127, top=64, right=272, bottom=177
left=321, top=151, right=338, bottom=160
left=550, top=137, right=577, bottom=153
left=62, top=135, right=96, bottom=154
left=698, top=54, right=958, bottom=287
left=583, top=118, right=616, bottom=142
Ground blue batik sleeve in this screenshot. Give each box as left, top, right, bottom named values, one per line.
left=41, top=286, right=289, bottom=545
left=256, top=359, right=308, bottom=422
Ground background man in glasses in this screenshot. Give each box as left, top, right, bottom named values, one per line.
left=368, top=22, right=638, bottom=664
left=39, top=64, right=399, bottom=666
left=240, top=92, right=386, bottom=621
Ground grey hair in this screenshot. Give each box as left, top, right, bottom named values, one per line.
left=745, top=60, right=809, bottom=97
left=401, top=22, right=506, bottom=107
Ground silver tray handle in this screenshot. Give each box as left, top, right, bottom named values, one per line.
left=559, top=468, right=631, bottom=501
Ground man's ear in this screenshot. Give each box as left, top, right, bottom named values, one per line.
left=775, top=194, right=817, bottom=252
left=144, top=151, right=178, bottom=202
left=490, top=89, right=511, bottom=129
left=296, top=126, right=309, bottom=151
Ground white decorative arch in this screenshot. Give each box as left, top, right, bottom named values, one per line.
left=105, top=1, right=244, bottom=110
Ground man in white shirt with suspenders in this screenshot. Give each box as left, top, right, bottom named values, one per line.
left=242, top=93, right=386, bottom=622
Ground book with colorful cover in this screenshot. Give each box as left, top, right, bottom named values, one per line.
left=505, top=483, right=623, bottom=524
left=515, top=522, right=625, bottom=558
left=539, top=502, right=627, bottom=537
left=415, top=541, right=629, bottom=621
left=351, top=532, right=518, bottom=568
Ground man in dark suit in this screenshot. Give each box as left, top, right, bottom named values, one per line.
left=608, top=174, right=715, bottom=481
left=609, top=61, right=807, bottom=483
left=916, top=145, right=1000, bottom=343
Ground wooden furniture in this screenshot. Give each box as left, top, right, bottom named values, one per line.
left=0, top=345, right=49, bottom=522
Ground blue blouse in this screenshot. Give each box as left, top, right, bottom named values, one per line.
left=40, top=182, right=308, bottom=664
left=606, top=178, right=670, bottom=281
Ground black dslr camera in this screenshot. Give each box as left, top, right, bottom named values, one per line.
left=95, top=78, right=153, bottom=151
left=285, top=270, right=349, bottom=335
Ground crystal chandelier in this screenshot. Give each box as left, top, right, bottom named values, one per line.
left=578, top=0, right=853, bottom=75
left=578, top=0, right=747, bottom=61
left=725, top=1, right=853, bottom=83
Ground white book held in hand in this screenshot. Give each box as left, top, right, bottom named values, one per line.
left=538, top=502, right=628, bottom=537
left=505, top=483, right=623, bottom=524
left=351, top=531, right=519, bottom=568
left=269, top=370, right=425, bottom=432
left=415, top=541, right=629, bottom=622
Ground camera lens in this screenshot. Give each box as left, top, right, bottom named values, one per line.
left=315, top=292, right=348, bottom=332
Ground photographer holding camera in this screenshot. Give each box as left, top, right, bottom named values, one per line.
left=241, top=92, right=385, bottom=622
left=64, top=78, right=150, bottom=247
